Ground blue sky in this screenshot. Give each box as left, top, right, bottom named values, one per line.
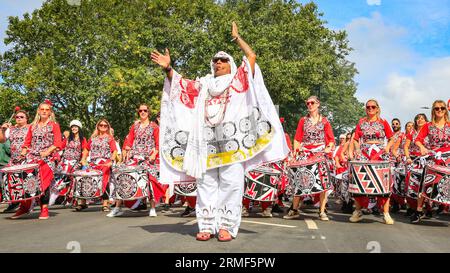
left=1, top=0, right=450, bottom=125
left=298, top=0, right=450, bottom=124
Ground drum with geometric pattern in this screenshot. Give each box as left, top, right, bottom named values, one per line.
left=393, top=167, right=407, bottom=197
left=112, top=165, right=150, bottom=200
left=72, top=169, right=103, bottom=199
left=406, top=168, right=423, bottom=200
left=348, top=161, right=392, bottom=197
left=422, top=164, right=450, bottom=205
left=0, top=163, right=42, bottom=202
left=174, top=182, right=197, bottom=197
left=287, top=156, right=331, bottom=197
left=244, top=165, right=281, bottom=201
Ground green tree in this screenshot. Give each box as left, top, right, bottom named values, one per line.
left=1, top=0, right=363, bottom=140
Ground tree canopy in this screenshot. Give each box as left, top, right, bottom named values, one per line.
left=0, top=0, right=364, bottom=141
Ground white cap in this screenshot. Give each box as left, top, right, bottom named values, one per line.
left=69, top=120, right=82, bottom=129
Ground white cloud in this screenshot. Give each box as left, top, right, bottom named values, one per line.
left=345, top=12, right=449, bottom=125
left=367, top=0, right=381, bottom=6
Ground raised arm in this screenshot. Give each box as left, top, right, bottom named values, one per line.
left=151, top=48, right=173, bottom=81
left=231, top=22, right=256, bottom=75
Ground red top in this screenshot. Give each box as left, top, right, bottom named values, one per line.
left=124, top=121, right=159, bottom=150
left=61, top=137, right=88, bottom=161
left=294, top=116, right=334, bottom=146
left=354, top=117, right=393, bottom=143
left=23, top=121, right=63, bottom=154
left=9, top=125, right=30, bottom=162
left=415, top=122, right=450, bottom=150
left=406, top=129, right=424, bottom=155
left=87, top=135, right=117, bottom=161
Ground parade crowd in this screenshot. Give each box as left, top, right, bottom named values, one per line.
left=0, top=22, right=449, bottom=243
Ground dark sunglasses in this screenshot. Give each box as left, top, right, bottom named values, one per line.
left=392, top=123, right=400, bottom=126
left=15, top=115, right=26, bottom=119
left=306, top=101, right=316, bottom=106
left=434, top=107, right=446, bottom=112
left=138, top=109, right=148, bottom=113
left=98, top=124, right=109, bottom=128
left=212, top=57, right=229, bottom=64
left=366, top=105, right=377, bottom=110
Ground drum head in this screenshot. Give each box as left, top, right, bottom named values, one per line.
left=253, top=165, right=281, bottom=175
left=1, top=163, right=39, bottom=172
left=73, top=169, right=102, bottom=176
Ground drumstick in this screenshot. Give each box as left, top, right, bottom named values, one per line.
left=7, top=106, right=21, bottom=124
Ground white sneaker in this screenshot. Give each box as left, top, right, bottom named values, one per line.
left=149, top=208, right=157, bottom=217
left=106, top=207, right=123, bottom=217
left=383, top=213, right=394, bottom=225
left=349, top=209, right=363, bottom=223
left=283, top=209, right=300, bottom=220
left=261, top=207, right=273, bottom=218
left=319, top=212, right=329, bottom=221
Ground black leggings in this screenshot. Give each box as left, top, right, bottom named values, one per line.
left=40, top=188, right=50, bottom=205
left=101, top=184, right=110, bottom=201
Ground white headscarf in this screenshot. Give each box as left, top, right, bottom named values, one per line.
left=205, top=51, right=237, bottom=96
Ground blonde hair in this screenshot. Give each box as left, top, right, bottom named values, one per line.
left=90, top=119, right=113, bottom=139
left=31, top=102, right=56, bottom=126
left=431, top=100, right=449, bottom=124
left=365, top=99, right=381, bottom=119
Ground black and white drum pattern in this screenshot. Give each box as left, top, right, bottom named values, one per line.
left=422, top=165, right=450, bottom=205
left=174, top=182, right=197, bottom=196
left=73, top=170, right=103, bottom=199
left=0, top=164, right=42, bottom=202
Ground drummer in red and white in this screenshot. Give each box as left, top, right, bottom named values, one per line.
left=52, top=120, right=88, bottom=208
left=0, top=108, right=31, bottom=213
left=411, top=100, right=450, bottom=223
left=348, top=99, right=395, bottom=224
left=14, top=100, right=63, bottom=220
left=390, top=120, right=413, bottom=212
left=284, top=96, right=335, bottom=221
left=107, top=104, right=163, bottom=217
left=403, top=113, right=432, bottom=218
left=79, top=119, right=117, bottom=212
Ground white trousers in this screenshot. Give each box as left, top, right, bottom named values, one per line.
left=196, top=163, right=244, bottom=238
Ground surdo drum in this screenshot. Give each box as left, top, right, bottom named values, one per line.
left=72, top=169, right=103, bottom=199
left=112, top=165, right=150, bottom=200
left=0, top=163, right=42, bottom=202
left=348, top=161, right=393, bottom=197
left=243, top=165, right=281, bottom=201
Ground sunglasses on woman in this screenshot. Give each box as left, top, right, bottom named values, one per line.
left=98, top=124, right=109, bottom=128
left=138, top=109, right=148, bottom=113
left=366, top=105, right=377, bottom=110
left=306, top=101, right=316, bottom=106
left=212, top=57, right=229, bottom=64
left=434, top=107, right=446, bottom=112
left=15, top=115, right=26, bottom=119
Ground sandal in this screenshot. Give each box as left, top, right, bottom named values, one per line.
left=218, top=229, right=232, bottom=242
left=196, top=232, right=213, bottom=241
left=102, top=206, right=110, bottom=212
left=74, top=204, right=88, bottom=212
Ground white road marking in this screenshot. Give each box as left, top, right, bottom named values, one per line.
left=184, top=220, right=198, bottom=225
left=304, top=219, right=318, bottom=230
left=320, top=235, right=326, bottom=240
left=241, top=220, right=296, bottom=228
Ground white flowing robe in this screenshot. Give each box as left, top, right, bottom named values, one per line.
left=159, top=57, right=289, bottom=187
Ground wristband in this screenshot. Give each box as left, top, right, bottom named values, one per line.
left=164, top=65, right=172, bottom=73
